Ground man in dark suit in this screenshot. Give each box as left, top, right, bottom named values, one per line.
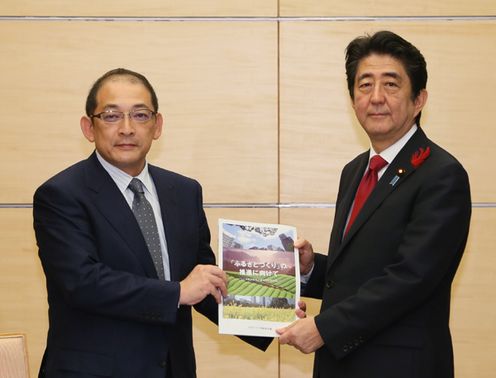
left=277, top=31, right=471, bottom=378
left=34, top=68, right=269, bottom=377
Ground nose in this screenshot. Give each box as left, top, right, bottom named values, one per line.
left=118, top=115, right=135, bottom=135
left=371, top=85, right=386, bottom=104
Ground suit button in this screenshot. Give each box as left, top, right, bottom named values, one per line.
left=160, top=360, right=167, bottom=368
left=325, top=280, right=336, bottom=289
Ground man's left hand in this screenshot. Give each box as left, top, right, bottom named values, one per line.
left=276, top=316, right=324, bottom=354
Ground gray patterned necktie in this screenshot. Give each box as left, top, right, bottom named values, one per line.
left=128, top=178, right=166, bottom=280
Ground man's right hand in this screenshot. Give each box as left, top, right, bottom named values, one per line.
left=295, top=238, right=315, bottom=275
left=179, top=265, right=227, bottom=305
left=296, top=300, right=307, bottom=319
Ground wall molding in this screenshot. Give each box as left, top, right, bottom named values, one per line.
left=1, top=16, right=496, bottom=22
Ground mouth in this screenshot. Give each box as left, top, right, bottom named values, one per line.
left=115, top=143, right=137, bottom=149
left=369, top=112, right=389, bottom=117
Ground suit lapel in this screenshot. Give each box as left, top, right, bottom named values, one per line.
left=84, top=153, right=158, bottom=278
left=331, top=128, right=430, bottom=266
left=333, top=152, right=369, bottom=246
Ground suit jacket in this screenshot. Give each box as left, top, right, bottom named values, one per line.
left=33, top=152, right=269, bottom=378
left=305, top=128, right=471, bottom=378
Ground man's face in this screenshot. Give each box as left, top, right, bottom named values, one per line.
left=352, top=53, right=426, bottom=152
left=81, top=76, right=162, bottom=176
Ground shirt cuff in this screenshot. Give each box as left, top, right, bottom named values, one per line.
left=300, top=263, right=315, bottom=284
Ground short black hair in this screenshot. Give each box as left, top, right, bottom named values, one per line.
left=345, top=31, right=427, bottom=126
left=85, top=68, right=159, bottom=116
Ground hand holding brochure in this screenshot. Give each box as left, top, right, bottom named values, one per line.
left=218, top=219, right=300, bottom=337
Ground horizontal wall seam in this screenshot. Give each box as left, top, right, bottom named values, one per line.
left=0, top=16, right=495, bottom=22
left=2, top=202, right=496, bottom=209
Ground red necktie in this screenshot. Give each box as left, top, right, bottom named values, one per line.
left=344, top=155, right=388, bottom=235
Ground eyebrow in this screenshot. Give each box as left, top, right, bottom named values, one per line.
left=357, top=72, right=401, bottom=81
left=102, top=103, right=151, bottom=111
left=382, top=72, right=401, bottom=80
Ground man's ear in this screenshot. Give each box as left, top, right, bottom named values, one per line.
left=350, top=94, right=357, bottom=112
left=414, top=89, right=428, bottom=117
left=80, top=116, right=95, bottom=142
left=153, top=113, right=164, bottom=140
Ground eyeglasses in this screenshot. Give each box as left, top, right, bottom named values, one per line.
left=90, top=109, right=156, bottom=124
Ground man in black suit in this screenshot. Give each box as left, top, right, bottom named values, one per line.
left=277, top=31, right=471, bottom=378
left=34, top=68, right=269, bottom=377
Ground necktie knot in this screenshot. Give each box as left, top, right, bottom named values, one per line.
left=128, top=178, right=145, bottom=195
left=369, top=155, right=388, bottom=172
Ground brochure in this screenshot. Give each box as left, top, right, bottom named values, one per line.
left=218, top=218, right=300, bottom=337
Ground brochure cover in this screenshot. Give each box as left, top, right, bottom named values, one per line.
left=218, top=218, right=300, bottom=337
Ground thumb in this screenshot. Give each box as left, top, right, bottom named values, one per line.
left=275, top=326, right=287, bottom=335
left=276, top=318, right=298, bottom=335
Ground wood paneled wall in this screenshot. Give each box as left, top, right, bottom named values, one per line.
left=0, top=1, right=494, bottom=377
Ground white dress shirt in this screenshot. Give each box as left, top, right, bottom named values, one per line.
left=96, top=151, right=171, bottom=280
left=302, top=124, right=419, bottom=284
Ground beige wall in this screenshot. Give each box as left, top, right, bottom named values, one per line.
left=0, top=1, right=495, bottom=377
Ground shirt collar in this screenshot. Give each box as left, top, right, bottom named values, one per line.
left=369, top=124, right=418, bottom=164
left=95, top=151, right=152, bottom=195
